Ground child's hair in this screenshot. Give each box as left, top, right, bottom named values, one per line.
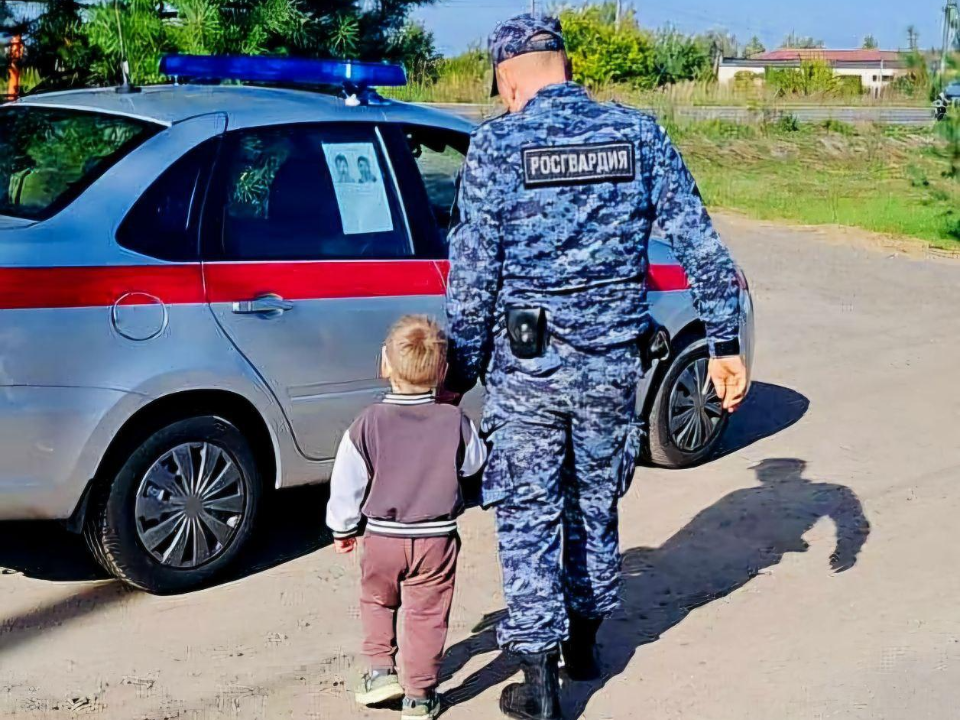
left=384, top=315, right=447, bottom=388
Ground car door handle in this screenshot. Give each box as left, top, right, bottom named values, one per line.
left=232, top=294, right=295, bottom=316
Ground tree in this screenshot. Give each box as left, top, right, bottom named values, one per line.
left=861, top=35, right=879, bottom=50
left=559, top=2, right=656, bottom=89
left=385, top=21, right=440, bottom=83
left=654, top=26, right=711, bottom=84
left=26, top=0, right=93, bottom=90
left=780, top=32, right=824, bottom=49
left=699, top=29, right=739, bottom=59
left=15, top=0, right=439, bottom=92
left=744, top=35, right=766, bottom=58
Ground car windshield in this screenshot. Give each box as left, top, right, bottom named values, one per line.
left=0, top=106, right=160, bottom=221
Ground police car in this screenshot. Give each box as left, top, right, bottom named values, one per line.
left=935, top=81, right=960, bottom=121
left=0, top=56, right=754, bottom=593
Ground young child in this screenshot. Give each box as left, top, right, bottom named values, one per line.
left=326, top=315, right=486, bottom=719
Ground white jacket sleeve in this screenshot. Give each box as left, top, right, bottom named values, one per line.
left=460, top=417, right=488, bottom=477
left=325, top=432, right=369, bottom=539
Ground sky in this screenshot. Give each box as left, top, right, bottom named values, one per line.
left=414, top=0, right=947, bottom=56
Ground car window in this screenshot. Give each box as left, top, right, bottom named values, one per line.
left=206, top=124, right=411, bottom=261
left=405, top=126, right=468, bottom=234
left=0, top=106, right=160, bottom=221
left=116, top=140, right=216, bottom=262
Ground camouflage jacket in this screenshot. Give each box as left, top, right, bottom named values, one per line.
left=446, top=82, right=741, bottom=392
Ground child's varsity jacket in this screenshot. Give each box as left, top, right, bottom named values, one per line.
left=325, top=392, right=487, bottom=539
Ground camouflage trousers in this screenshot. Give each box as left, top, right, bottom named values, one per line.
left=481, top=335, right=644, bottom=653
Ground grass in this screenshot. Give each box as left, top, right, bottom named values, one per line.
left=596, top=81, right=931, bottom=109
left=671, top=119, right=960, bottom=248
left=387, top=76, right=932, bottom=108
left=389, top=74, right=958, bottom=245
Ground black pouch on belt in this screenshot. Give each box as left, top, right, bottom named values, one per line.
left=639, top=322, right=671, bottom=373
left=506, top=307, right=548, bottom=359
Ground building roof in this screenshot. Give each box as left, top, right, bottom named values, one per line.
left=754, top=49, right=903, bottom=63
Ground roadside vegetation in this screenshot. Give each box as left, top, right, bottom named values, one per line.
left=670, top=116, right=960, bottom=248
left=388, top=2, right=940, bottom=107
left=1, top=0, right=958, bottom=246
left=0, top=0, right=442, bottom=90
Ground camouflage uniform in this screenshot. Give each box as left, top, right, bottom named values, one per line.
left=446, top=16, right=741, bottom=655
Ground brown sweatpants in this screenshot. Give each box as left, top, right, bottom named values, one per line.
left=360, top=533, right=459, bottom=694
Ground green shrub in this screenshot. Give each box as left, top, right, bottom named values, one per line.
left=733, top=70, right=762, bottom=93
left=771, top=113, right=801, bottom=133
left=935, top=107, right=960, bottom=180
left=697, top=118, right=758, bottom=140
left=766, top=59, right=850, bottom=97
left=559, top=2, right=656, bottom=89
left=652, top=26, right=711, bottom=86
left=905, top=164, right=930, bottom=187
left=821, top=119, right=855, bottom=135
left=837, top=75, right=864, bottom=96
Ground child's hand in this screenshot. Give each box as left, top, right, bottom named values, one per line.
left=334, top=537, right=357, bottom=554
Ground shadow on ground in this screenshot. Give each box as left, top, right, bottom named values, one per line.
left=0, top=382, right=807, bottom=590
left=0, top=484, right=334, bottom=587
left=440, top=455, right=869, bottom=717
left=716, top=381, right=810, bottom=458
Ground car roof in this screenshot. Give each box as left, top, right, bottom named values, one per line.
left=12, top=84, right=475, bottom=134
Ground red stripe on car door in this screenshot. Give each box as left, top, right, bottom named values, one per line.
left=203, top=260, right=447, bottom=302
left=0, top=260, right=687, bottom=310
left=0, top=265, right=204, bottom=309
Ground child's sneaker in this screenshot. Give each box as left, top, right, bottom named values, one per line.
left=401, top=692, right=442, bottom=719
left=354, top=668, right=404, bottom=706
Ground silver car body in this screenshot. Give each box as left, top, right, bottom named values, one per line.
left=0, top=85, right=753, bottom=522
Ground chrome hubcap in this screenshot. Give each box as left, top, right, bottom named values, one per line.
left=668, top=357, right=724, bottom=453
left=135, top=442, right=246, bottom=569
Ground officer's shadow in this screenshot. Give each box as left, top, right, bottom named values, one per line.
left=439, top=458, right=870, bottom=718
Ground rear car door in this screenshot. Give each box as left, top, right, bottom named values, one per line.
left=201, top=122, right=447, bottom=461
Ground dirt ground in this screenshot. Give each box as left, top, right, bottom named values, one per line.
left=1, top=214, right=958, bottom=720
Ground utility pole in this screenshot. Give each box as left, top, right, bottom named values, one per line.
left=616, top=0, right=622, bottom=29
left=943, top=0, right=959, bottom=75
left=530, top=0, right=537, bottom=15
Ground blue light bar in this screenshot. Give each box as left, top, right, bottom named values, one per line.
left=159, top=55, right=407, bottom=88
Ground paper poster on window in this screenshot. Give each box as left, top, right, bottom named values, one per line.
left=322, top=142, right=394, bottom=236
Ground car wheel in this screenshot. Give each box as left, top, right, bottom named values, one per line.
left=646, top=342, right=728, bottom=468
left=84, top=416, right=261, bottom=594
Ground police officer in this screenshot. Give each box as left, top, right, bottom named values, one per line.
left=445, top=14, right=748, bottom=720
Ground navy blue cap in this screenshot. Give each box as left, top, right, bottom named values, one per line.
left=488, top=14, right=565, bottom=97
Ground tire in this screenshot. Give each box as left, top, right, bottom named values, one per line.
left=84, top=416, right=261, bottom=594
left=645, top=341, right=729, bottom=469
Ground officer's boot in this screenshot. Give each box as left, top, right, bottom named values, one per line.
left=561, top=614, right=603, bottom=681
left=499, top=650, right=562, bottom=720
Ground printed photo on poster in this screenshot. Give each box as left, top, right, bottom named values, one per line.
left=322, top=142, right=394, bottom=236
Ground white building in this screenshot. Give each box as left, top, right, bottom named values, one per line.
left=719, top=49, right=909, bottom=96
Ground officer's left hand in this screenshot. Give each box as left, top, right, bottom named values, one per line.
left=708, top=356, right=748, bottom=413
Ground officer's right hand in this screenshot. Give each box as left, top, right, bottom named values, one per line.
left=708, top=356, right=748, bottom=413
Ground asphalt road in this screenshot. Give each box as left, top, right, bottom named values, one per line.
left=0, top=215, right=958, bottom=720
left=425, top=103, right=937, bottom=126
